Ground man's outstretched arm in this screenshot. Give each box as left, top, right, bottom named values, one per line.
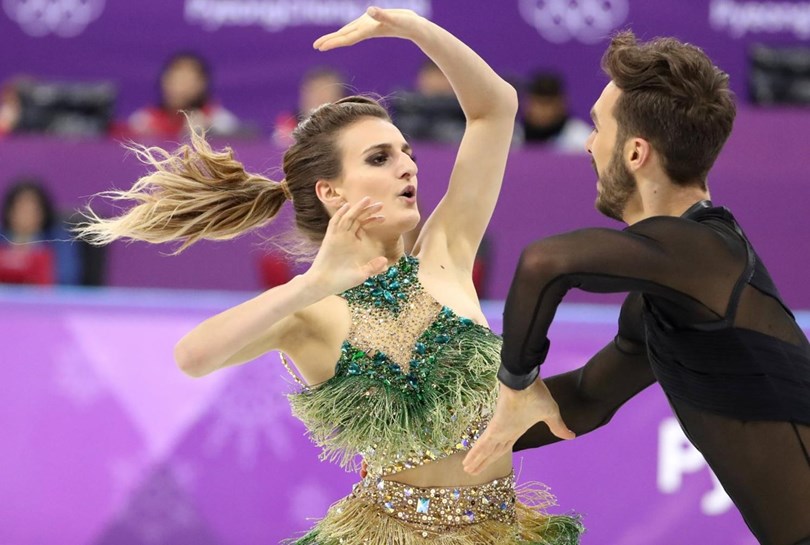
left=514, top=335, right=655, bottom=450
left=465, top=286, right=656, bottom=473
left=463, top=222, right=696, bottom=475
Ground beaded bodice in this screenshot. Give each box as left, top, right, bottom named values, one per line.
left=339, top=255, right=478, bottom=393
left=288, top=255, right=501, bottom=477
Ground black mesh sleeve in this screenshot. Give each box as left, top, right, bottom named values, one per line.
left=499, top=218, right=741, bottom=389
left=514, top=293, right=656, bottom=450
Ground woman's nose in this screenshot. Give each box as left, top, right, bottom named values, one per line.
left=400, top=153, right=417, bottom=178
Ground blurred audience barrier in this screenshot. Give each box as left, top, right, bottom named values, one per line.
left=749, top=44, right=810, bottom=105
left=16, top=80, right=115, bottom=137
left=390, top=60, right=466, bottom=143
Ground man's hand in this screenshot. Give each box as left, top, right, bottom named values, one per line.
left=463, top=379, right=574, bottom=475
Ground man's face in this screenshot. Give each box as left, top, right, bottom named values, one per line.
left=586, top=82, right=637, bottom=222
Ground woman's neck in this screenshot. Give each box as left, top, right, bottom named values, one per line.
left=364, top=236, right=407, bottom=266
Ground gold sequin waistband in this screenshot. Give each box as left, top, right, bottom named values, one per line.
left=351, top=472, right=516, bottom=531
left=363, top=412, right=492, bottom=478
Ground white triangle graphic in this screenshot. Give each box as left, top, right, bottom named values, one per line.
left=64, top=310, right=232, bottom=461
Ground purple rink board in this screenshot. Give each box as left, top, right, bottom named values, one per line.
left=3, top=0, right=810, bottom=132
left=4, top=288, right=808, bottom=545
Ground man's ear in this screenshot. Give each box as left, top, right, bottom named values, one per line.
left=626, top=137, right=652, bottom=172
left=315, top=179, right=344, bottom=213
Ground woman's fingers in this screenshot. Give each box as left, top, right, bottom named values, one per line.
left=326, top=202, right=352, bottom=233
left=315, top=32, right=362, bottom=51
left=338, top=198, right=383, bottom=231
left=313, top=8, right=416, bottom=50
left=365, top=6, right=396, bottom=25
left=337, top=197, right=369, bottom=230
left=313, top=16, right=368, bottom=50
left=358, top=215, right=385, bottom=226
left=355, top=215, right=385, bottom=239
left=363, top=255, right=389, bottom=277
left=314, top=30, right=356, bottom=50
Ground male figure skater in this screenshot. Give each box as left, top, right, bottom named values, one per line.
left=464, top=31, right=810, bottom=545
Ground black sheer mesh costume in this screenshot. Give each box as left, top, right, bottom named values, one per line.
left=500, top=201, right=810, bottom=545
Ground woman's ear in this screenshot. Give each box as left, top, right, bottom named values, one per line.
left=315, top=179, right=345, bottom=214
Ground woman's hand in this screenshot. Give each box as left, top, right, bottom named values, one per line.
left=313, top=7, right=425, bottom=51
left=304, top=197, right=388, bottom=295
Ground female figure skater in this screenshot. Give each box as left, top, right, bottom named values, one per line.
left=79, top=8, right=582, bottom=544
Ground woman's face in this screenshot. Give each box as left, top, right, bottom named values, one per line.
left=331, top=117, right=420, bottom=237
left=9, top=189, right=46, bottom=238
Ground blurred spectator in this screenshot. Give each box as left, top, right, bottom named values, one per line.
left=521, top=72, right=591, bottom=152
left=415, top=59, right=455, bottom=97
left=0, top=179, right=79, bottom=285
left=0, top=79, right=23, bottom=137
left=391, top=60, right=466, bottom=143
left=273, top=67, right=346, bottom=146
left=256, top=252, right=293, bottom=290
left=128, top=52, right=241, bottom=138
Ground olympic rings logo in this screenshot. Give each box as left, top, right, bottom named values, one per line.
left=519, top=0, right=629, bottom=44
left=3, top=0, right=105, bottom=37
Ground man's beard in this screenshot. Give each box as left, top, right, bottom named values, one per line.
left=594, top=147, right=637, bottom=222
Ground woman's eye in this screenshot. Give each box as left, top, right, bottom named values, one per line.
left=370, top=154, right=388, bottom=165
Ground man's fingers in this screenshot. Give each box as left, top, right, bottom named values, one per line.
left=463, top=430, right=498, bottom=474
left=464, top=439, right=510, bottom=475
left=546, top=415, right=576, bottom=441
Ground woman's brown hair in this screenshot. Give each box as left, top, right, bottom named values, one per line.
left=76, top=96, right=391, bottom=253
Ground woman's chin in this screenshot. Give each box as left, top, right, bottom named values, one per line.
left=369, top=217, right=420, bottom=240
left=387, top=211, right=421, bottom=232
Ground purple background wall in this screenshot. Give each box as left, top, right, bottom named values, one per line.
left=5, top=288, right=803, bottom=545
left=2, top=0, right=810, bottom=130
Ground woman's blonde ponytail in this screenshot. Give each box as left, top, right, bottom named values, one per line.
left=76, top=125, right=288, bottom=253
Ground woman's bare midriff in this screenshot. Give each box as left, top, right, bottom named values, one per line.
left=382, top=450, right=512, bottom=488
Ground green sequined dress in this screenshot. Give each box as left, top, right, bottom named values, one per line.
left=286, top=255, right=583, bottom=544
